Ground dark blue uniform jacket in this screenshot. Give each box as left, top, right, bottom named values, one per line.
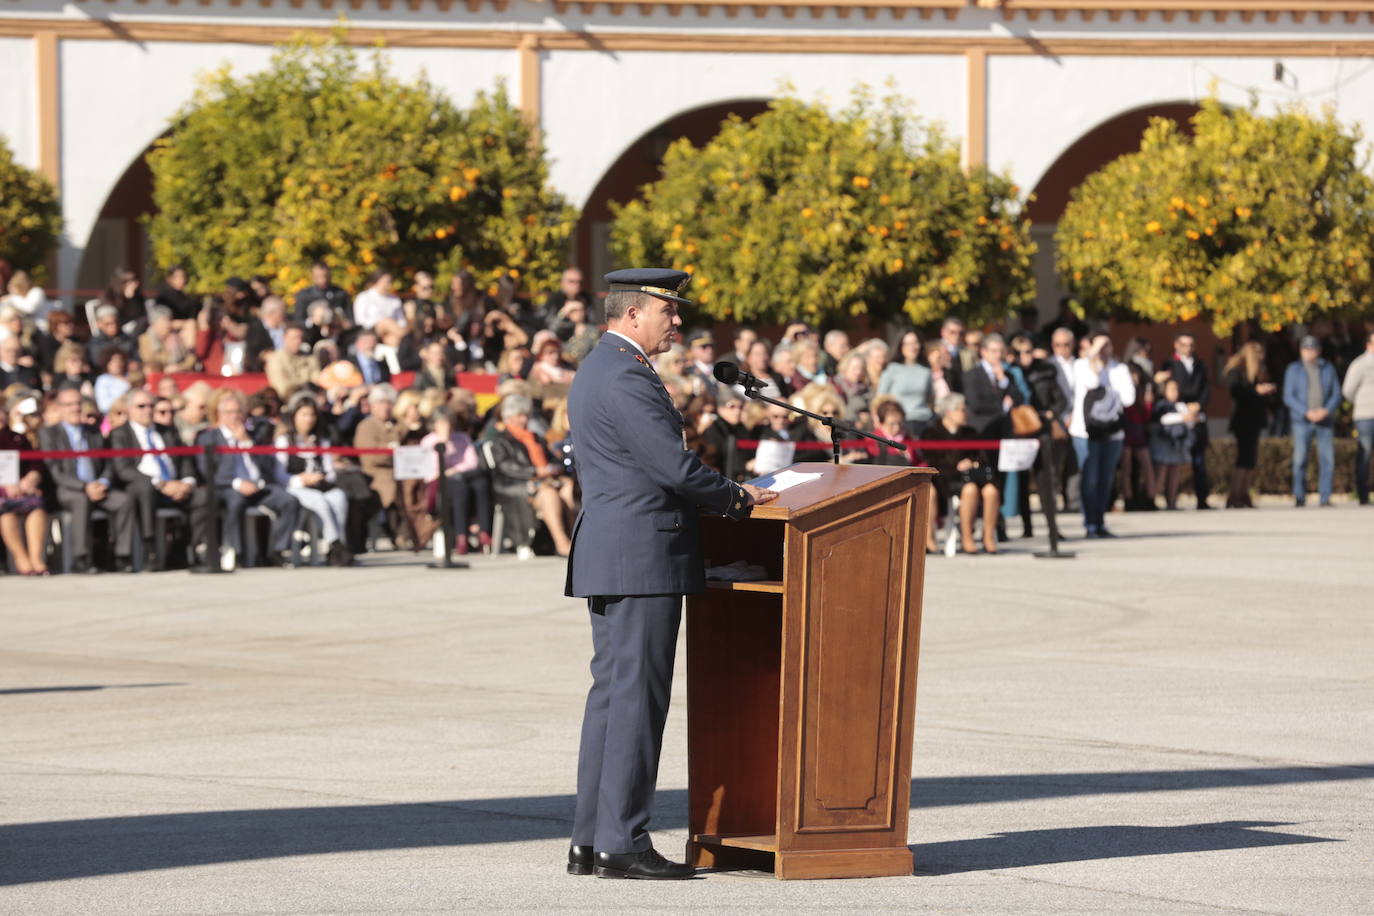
left=565, top=333, right=748, bottom=598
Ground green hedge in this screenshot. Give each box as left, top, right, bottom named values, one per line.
left=1198, top=436, right=1364, bottom=496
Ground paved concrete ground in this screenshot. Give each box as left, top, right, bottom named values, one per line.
left=1, top=504, right=1372, bottom=915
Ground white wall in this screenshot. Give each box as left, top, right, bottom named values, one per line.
left=987, top=54, right=1374, bottom=199
left=0, top=37, right=36, bottom=169
left=541, top=49, right=965, bottom=210
left=55, top=39, right=517, bottom=291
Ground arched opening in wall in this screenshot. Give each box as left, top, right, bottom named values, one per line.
left=1026, top=101, right=1201, bottom=322
left=75, top=137, right=162, bottom=314
left=1028, top=101, right=1232, bottom=417
left=575, top=98, right=771, bottom=291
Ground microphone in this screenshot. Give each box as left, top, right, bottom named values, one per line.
left=713, top=360, right=761, bottom=390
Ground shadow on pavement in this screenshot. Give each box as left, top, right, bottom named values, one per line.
left=912, top=820, right=1337, bottom=874
left=0, top=683, right=185, bottom=696
left=1, top=763, right=1365, bottom=885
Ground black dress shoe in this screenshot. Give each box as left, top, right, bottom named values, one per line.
left=265, top=551, right=295, bottom=569
left=116, top=556, right=137, bottom=573
left=567, top=845, right=594, bottom=876
left=594, top=848, right=695, bottom=880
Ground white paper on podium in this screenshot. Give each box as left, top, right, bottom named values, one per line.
left=748, top=468, right=822, bottom=494
left=0, top=449, right=18, bottom=486
left=751, top=439, right=796, bottom=475
left=392, top=445, right=430, bottom=481
left=997, top=438, right=1040, bottom=472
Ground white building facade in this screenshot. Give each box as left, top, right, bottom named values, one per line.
left=2, top=0, right=1373, bottom=305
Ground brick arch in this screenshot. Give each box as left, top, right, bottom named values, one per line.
left=1026, top=101, right=1202, bottom=224
left=574, top=98, right=772, bottom=288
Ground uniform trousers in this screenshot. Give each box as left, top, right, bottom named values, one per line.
left=572, top=593, right=682, bottom=855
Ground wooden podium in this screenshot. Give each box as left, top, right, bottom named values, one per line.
left=686, top=462, right=936, bottom=880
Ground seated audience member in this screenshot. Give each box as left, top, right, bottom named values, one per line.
left=34, top=309, right=76, bottom=377
left=0, top=303, right=28, bottom=348
left=793, top=382, right=847, bottom=457
left=878, top=331, right=933, bottom=435
left=480, top=394, right=572, bottom=559
left=402, top=270, right=438, bottom=327
left=925, top=340, right=954, bottom=403
left=39, top=386, right=138, bottom=573
left=0, top=394, right=49, bottom=576
left=684, top=332, right=717, bottom=392
left=793, top=338, right=825, bottom=385
left=349, top=329, right=392, bottom=387
left=770, top=344, right=805, bottom=397
left=833, top=352, right=872, bottom=423
left=962, top=333, right=1024, bottom=439
left=244, top=296, right=289, bottom=373
left=304, top=301, right=347, bottom=350
left=737, top=338, right=782, bottom=399
left=197, top=388, right=301, bottom=567
left=2, top=270, right=52, bottom=331
left=102, top=393, right=130, bottom=436
left=49, top=341, right=92, bottom=398
left=177, top=381, right=213, bottom=444
left=701, top=390, right=752, bottom=477
left=245, top=388, right=282, bottom=444
left=529, top=331, right=576, bottom=387
left=138, top=305, right=197, bottom=374
left=858, top=338, right=891, bottom=390
left=489, top=274, right=543, bottom=340
left=153, top=265, right=198, bottom=322
left=925, top=392, right=1000, bottom=555
left=410, top=340, right=452, bottom=392
left=86, top=305, right=137, bottom=366
left=93, top=348, right=133, bottom=415
left=543, top=266, right=594, bottom=326
left=393, top=390, right=439, bottom=550
left=355, top=384, right=403, bottom=542
left=550, top=297, right=599, bottom=364
left=856, top=400, right=918, bottom=466
left=820, top=329, right=849, bottom=378
left=264, top=322, right=316, bottom=397
left=152, top=396, right=178, bottom=432
left=1149, top=377, right=1199, bottom=510
left=496, top=345, right=532, bottom=382
left=654, top=342, right=690, bottom=379
left=275, top=392, right=353, bottom=566
left=0, top=335, right=40, bottom=390
left=111, top=389, right=208, bottom=570
left=294, top=260, right=353, bottom=325
left=680, top=391, right=719, bottom=470
left=352, top=271, right=407, bottom=346
left=421, top=406, right=492, bottom=556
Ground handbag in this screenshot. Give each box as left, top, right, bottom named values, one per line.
left=1010, top=404, right=1043, bottom=437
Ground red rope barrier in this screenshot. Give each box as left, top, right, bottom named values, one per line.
left=732, top=438, right=1002, bottom=451
left=15, top=444, right=395, bottom=460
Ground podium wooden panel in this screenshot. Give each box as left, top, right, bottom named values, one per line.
left=686, top=462, right=936, bottom=880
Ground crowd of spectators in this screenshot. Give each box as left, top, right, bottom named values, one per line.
left=1, top=260, right=1372, bottom=575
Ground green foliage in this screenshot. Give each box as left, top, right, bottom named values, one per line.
left=610, top=92, right=1036, bottom=326
left=147, top=36, right=577, bottom=298
left=1056, top=98, right=1374, bottom=334
left=0, top=136, right=62, bottom=283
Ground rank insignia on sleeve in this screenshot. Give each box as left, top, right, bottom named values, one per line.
left=635, top=354, right=648, bottom=365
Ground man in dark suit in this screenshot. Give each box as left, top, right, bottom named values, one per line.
left=962, top=333, right=1025, bottom=439
left=564, top=268, right=775, bottom=880
left=1157, top=332, right=1212, bottom=509
left=939, top=316, right=967, bottom=393
left=111, top=390, right=209, bottom=570
left=348, top=329, right=391, bottom=387
left=40, top=386, right=137, bottom=573
left=294, top=260, right=354, bottom=324
left=243, top=296, right=288, bottom=373
left=196, top=388, right=300, bottom=567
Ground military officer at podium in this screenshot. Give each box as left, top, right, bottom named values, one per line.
left=565, top=268, right=777, bottom=880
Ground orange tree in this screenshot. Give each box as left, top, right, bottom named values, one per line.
left=1056, top=98, right=1374, bottom=334
left=147, top=36, right=576, bottom=297
left=610, top=92, right=1036, bottom=326
left=0, top=136, right=62, bottom=282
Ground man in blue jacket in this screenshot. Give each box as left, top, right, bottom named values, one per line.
left=564, top=268, right=776, bottom=880
left=1283, top=335, right=1342, bottom=506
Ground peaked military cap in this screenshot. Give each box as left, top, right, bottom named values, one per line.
left=605, top=268, right=693, bottom=306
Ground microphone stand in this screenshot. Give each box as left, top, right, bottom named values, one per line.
left=736, top=381, right=906, bottom=466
